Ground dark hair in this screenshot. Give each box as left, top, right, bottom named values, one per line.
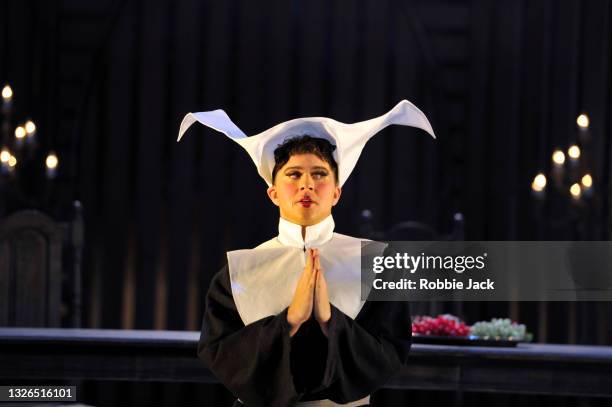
left=271, top=135, right=339, bottom=184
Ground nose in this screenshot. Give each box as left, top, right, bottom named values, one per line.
left=300, top=174, right=314, bottom=190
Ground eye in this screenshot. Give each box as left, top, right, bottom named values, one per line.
left=286, top=171, right=301, bottom=179
left=312, top=171, right=328, bottom=179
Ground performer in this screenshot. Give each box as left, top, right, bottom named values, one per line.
left=177, top=100, right=435, bottom=407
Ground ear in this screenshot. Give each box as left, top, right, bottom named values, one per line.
left=332, top=186, right=342, bottom=206
left=267, top=185, right=280, bottom=206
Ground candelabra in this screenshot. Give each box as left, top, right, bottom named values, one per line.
left=530, top=113, right=596, bottom=240
left=1, top=83, right=59, bottom=216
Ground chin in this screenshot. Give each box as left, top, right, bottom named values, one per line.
left=291, top=215, right=317, bottom=226
left=285, top=210, right=327, bottom=226
left=303, top=216, right=326, bottom=226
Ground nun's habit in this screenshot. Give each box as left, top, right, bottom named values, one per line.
left=178, top=100, right=436, bottom=407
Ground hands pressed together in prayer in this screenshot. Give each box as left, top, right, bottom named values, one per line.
left=287, top=248, right=331, bottom=337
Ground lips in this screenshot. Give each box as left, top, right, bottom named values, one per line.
left=298, top=197, right=314, bottom=207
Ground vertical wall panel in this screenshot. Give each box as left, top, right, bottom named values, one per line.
left=294, top=0, right=327, bottom=116
left=166, top=0, right=199, bottom=330
left=546, top=0, right=582, bottom=345
left=328, top=0, right=360, bottom=230
left=487, top=0, right=525, bottom=330
left=390, top=1, right=439, bottom=229
left=196, top=0, right=238, bottom=335
left=604, top=0, right=612, bottom=347
left=518, top=0, right=546, bottom=240
left=466, top=0, right=492, bottom=239
left=134, top=0, right=167, bottom=329
left=0, top=0, right=6, bottom=81
left=255, top=0, right=296, bottom=240
left=228, top=1, right=270, bottom=251
left=265, top=0, right=294, bottom=126
left=6, top=0, right=29, bottom=111
left=581, top=0, right=609, bottom=239
left=80, top=56, right=105, bottom=329
left=355, top=0, right=389, bottom=228
left=100, top=1, right=134, bottom=328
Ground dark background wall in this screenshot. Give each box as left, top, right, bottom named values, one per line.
left=3, top=0, right=612, bottom=337
left=1, top=0, right=612, bottom=404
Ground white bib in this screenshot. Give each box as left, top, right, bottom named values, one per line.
left=227, top=216, right=386, bottom=325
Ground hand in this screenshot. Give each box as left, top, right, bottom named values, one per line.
left=287, top=248, right=316, bottom=337
left=313, top=249, right=331, bottom=337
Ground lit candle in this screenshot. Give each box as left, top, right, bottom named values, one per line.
left=8, top=154, right=17, bottom=174
left=45, top=151, right=59, bottom=179
left=531, top=173, right=547, bottom=200
left=567, top=145, right=580, bottom=183
left=14, top=125, right=26, bottom=148
left=576, top=114, right=589, bottom=129
left=2, top=84, right=13, bottom=110
left=551, top=149, right=565, bottom=186
left=581, top=173, right=593, bottom=197
left=552, top=149, right=565, bottom=166
left=570, top=183, right=581, bottom=200
left=577, top=113, right=590, bottom=143
left=1, top=147, right=12, bottom=174
left=24, top=119, right=36, bottom=144
left=567, top=144, right=580, bottom=164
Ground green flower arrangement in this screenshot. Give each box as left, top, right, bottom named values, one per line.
left=470, top=318, right=533, bottom=342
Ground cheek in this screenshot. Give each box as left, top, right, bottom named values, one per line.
left=278, top=183, right=299, bottom=199
left=316, top=183, right=336, bottom=200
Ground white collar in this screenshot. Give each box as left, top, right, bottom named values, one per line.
left=277, top=215, right=335, bottom=249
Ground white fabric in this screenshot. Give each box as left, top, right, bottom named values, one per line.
left=297, top=396, right=370, bottom=406
left=226, top=215, right=386, bottom=326
left=177, top=99, right=435, bottom=187
left=277, top=214, right=336, bottom=249
left=238, top=396, right=370, bottom=406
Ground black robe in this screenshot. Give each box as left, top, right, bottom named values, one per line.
left=198, top=265, right=412, bottom=407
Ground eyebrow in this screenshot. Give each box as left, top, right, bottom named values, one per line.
left=284, top=166, right=329, bottom=171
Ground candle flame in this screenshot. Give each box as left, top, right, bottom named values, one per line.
left=25, top=120, right=36, bottom=134
left=2, top=85, right=13, bottom=100
left=568, top=145, right=580, bottom=159
left=570, top=183, right=581, bottom=199
left=532, top=173, right=547, bottom=192
left=0, top=148, right=11, bottom=163
left=46, top=152, right=59, bottom=169
left=15, top=126, right=26, bottom=139
left=577, top=114, right=589, bottom=129
left=552, top=150, right=565, bottom=165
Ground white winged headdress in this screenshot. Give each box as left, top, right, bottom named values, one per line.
left=177, top=99, right=435, bottom=187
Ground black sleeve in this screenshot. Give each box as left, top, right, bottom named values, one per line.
left=197, top=265, right=300, bottom=407
left=316, top=300, right=412, bottom=403
left=198, top=262, right=412, bottom=405
left=298, top=244, right=412, bottom=403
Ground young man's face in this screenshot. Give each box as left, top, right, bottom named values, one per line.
left=267, top=153, right=341, bottom=226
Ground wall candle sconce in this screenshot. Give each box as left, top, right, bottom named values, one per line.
left=1, top=83, right=59, bottom=215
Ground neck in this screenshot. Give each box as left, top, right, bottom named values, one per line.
left=278, top=215, right=335, bottom=249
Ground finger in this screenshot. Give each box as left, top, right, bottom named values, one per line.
left=305, top=249, right=314, bottom=273
left=309, top=267, right=318, bottom=288
left=318, top=269, right=328, bottom=295
left=314, top=250, right=321, bottom=271
left=309, top=270, right=318, bottom=300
